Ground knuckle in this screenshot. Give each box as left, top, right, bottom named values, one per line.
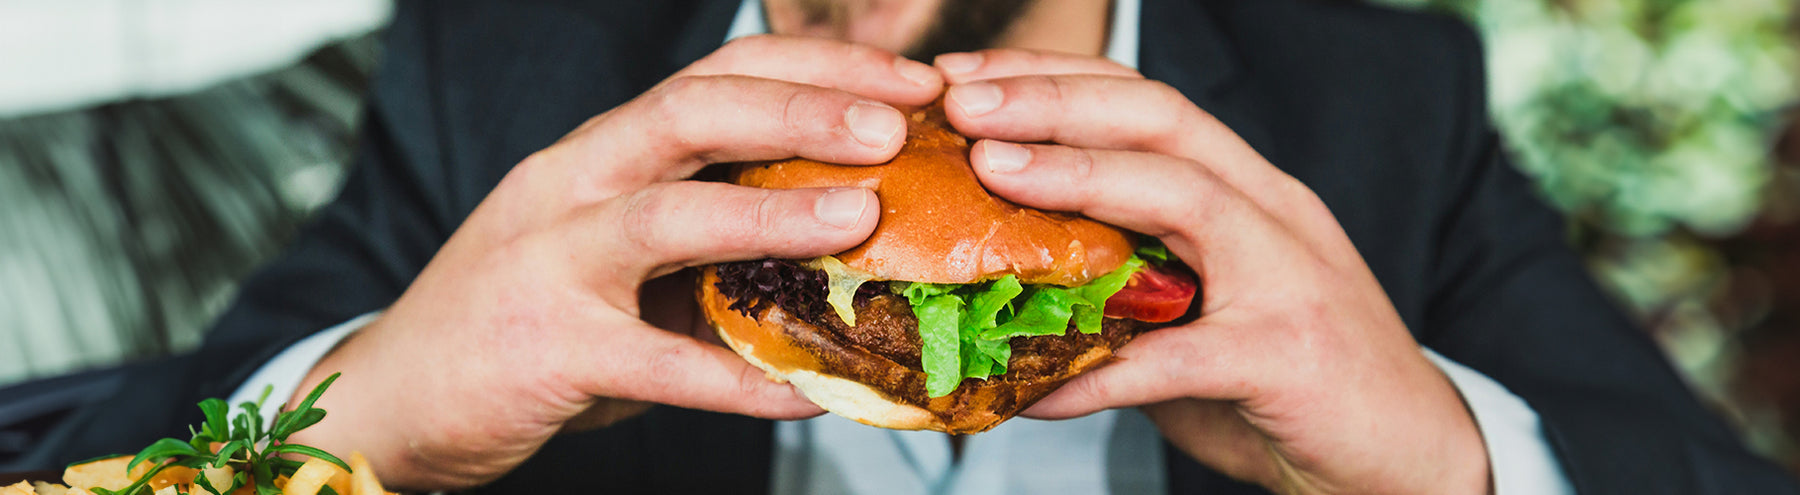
left=778, top=86, right=813, bottom=141
left=654, top=75, right=694, bottom=100
left=701, top=187, right=784, bottom=252
left=1160, top=164, right=1225, bottom=238
left=652, top=76, right=707, bottom=112
left=643, top=76, right=704, bottom=132
left=1064, top=147, right=1101, bottom=205
left=648, top=76, right=739, bottom=164
left=720, top=188, right=798, bottom=253
left=750, top=188, right=788, bottom=234
left=618, top=188, right=671, bottom=254
left=1138, top=80, right=1191, bottom=149
left=1041, top=76, right=1078, bottom=142
left=1067, top=147, right=1098, bottom=181
left=642, top=342, right=694, bottom=387
left=1043, top=75, right=1070, bottom=106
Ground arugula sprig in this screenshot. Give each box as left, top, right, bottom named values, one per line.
left=91, top=373, right=350, bottom=495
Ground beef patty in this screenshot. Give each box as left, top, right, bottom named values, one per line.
left=712, top=259, right=1145, bottom=384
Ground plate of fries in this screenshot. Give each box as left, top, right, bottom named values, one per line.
left=2, top=374, right=393, bottom=495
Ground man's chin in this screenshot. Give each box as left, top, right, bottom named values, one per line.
left=765, top=0, right=1033, bottom=62
left=902, top=0, right=1034, bottom=61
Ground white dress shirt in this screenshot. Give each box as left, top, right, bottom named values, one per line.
left=234, top=1, right=1574, bottom=492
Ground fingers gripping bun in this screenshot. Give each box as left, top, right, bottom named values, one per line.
left=734, top=103, right=1134, bottom=286
left=703, top=101, right=1148, bottom=433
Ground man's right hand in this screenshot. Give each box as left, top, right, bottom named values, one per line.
left=281, top=36, right=944, bottom=491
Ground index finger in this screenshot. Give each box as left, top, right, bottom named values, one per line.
left=943, top=74, right=1336, bottom=237
left=549, top=75, right=910, bottom=198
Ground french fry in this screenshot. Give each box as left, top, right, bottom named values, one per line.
left=62, top=456, right=132, bottom=491
left=281, top=457, right=349, bottom=495
left=144, top=466, right=196, bottom=492
left=1, top=481, right=36, bottom=495
left=346, top=452, right=395, bottom=495
left=328, top=469, right=352, bottom=495
left=35, top=376, right=400, bottom=495
left=197, top=465, right=234, bottom=493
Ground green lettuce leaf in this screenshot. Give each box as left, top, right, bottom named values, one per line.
left=1136, top=244, right=1170, bottom=264
left=902, top=281, right=958, bottom=304
left=896, top=255, right=1146, bottom=398
left=958, top=275, right=1022, bottom=380
left=967, top=335, right=1011, bottom=378
left=963, top=275, right=1022, bottom=330
left=913, top=293, right=965, bottom=398
left=1069, top=255, right=1145, bottom=334
left=983, top=287, right=1084, bottom=339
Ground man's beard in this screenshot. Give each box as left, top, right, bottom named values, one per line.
left=904, top=0, right=1036, bottom=61
left=785, top=0, right=1037, bottom=61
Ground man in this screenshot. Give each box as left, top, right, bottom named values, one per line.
left=22, top=0, right=1797, bottom=493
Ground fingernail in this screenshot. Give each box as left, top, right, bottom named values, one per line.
left=981, top=140, right=1030, bottom=173
left=935, top=52, right=983, bottom=75
left=949, top=81, right=1002, bottom=116
left=846, top=101, right=903, bottom=148
left=814, top=188, right=869, bottom=229
left=895, top=58, right=939, bottom=86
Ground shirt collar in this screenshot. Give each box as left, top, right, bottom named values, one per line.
left=726, top=0, right=1141, bottom=69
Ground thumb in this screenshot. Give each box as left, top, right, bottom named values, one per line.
left=564, top=314, right=825, bottom=420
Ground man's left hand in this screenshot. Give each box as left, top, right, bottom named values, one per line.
left=935, top=49, right=1492, bottom=495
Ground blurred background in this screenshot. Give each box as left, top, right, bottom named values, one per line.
left=1, top=0, right=1797, bottom=473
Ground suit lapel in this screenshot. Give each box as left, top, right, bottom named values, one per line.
left=666, top=0, right=751, bottom=79
left=1139, top=0, right=1287, bottom=178
left=1139, top=0, right=1241, bottom=106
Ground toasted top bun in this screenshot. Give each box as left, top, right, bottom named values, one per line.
left=733, top=102, right=1133, bottom=286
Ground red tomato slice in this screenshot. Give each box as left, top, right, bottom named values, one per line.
left=1105, top=264, right=1198, bottom=322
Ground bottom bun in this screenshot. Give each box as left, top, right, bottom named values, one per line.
left=697, top=267, right=1140, bottom=434
left=720, top=330, right=942, bottom=430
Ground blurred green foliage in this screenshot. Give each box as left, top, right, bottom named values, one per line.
left=1384, top=0, right=1794, bottom=235
left=1377, top=0, right=1800, bottom=466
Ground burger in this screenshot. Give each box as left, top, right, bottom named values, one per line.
left=698, top=102, right=1197, bottom=434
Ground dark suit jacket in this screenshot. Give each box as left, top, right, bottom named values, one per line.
left=13, top=0, right=1796, bottom=493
